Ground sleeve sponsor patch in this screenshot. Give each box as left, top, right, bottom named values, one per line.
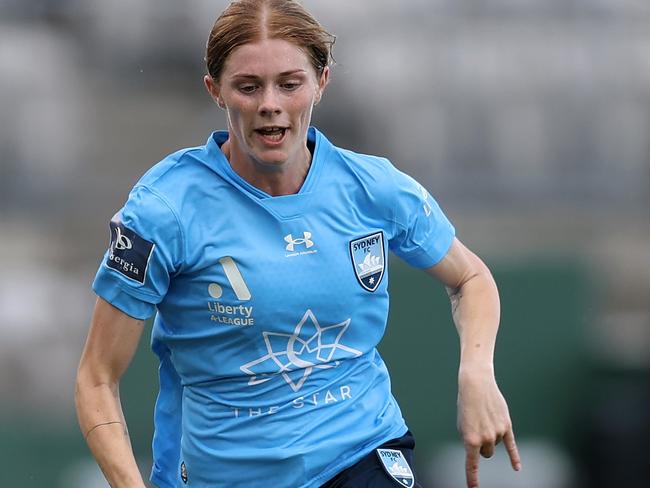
left=106, top=219, right=154, bottom=284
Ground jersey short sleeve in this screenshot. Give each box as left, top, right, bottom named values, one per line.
left=92, top=185, right=184, bottom=320
left=388, top=169, right=455, bottom=269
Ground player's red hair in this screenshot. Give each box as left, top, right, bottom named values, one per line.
left=206, top=0, right=335, bottom=81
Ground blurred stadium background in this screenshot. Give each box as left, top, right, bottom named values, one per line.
left=1, top=1, right=648, bottom=487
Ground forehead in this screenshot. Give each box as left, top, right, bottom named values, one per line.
left=222, top=38, right=314, bottom=78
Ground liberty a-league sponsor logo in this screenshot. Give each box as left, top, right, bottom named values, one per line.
left=349, top=231, right=385, bottom=292
left=376, top=449, right=415, bottom=487
left=207, top=257, right=256, bottom=326
left=106, top=219, right=154, bottom=284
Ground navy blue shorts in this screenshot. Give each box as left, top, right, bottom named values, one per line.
left=321, top=431, right=424, bottom=488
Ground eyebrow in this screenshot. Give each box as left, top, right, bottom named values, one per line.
left=231, top=69, right=307, bottom=79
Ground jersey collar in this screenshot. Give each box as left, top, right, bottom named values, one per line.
left=204, top=126, right=329, bottom=200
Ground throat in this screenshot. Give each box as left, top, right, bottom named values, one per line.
left=257, top=170, right=308, bottom=196
left=221, top=139, right=312, bottom=196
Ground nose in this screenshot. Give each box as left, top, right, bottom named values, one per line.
left=258, top=86, right=282, bottom=116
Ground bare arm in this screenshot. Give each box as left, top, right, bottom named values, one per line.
left=425, top=238, right=521, bottom=488
left=75, top=297, right=147, bottom=488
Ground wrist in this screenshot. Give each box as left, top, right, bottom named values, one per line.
left=459, top=344, right=494, bottom=369
left=458, top=361, right=494, bottom=380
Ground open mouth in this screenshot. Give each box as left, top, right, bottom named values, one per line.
left=255, top=126, right=288, bottom=143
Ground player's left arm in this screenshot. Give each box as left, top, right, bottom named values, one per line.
left=424, top=237, right=521, bottom=488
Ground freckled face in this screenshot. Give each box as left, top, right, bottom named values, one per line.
left=212, top=38, right=327, bottom=171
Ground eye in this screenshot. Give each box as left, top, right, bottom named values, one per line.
left=280, top=82, right=301, bottom=91
left=238, top=84, right=258, bottom=94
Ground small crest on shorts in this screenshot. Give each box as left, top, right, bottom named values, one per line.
left=180, top=461, right=188, bottom=484
left=349, top=231, right=385, bottom=292
left=376, top=448, right=415, bottom=487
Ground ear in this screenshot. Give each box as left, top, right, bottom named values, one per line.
left=314, top=66, right=330, bottom=105
left=204, top=74, right=226, bottom=109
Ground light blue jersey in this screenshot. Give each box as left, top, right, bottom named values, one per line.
left=93, top=127, right=455, bottom=487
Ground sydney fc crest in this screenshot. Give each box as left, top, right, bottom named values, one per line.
left=349, top=231, right=385, bottom=292
left=376, top=448, right=415, bottom=487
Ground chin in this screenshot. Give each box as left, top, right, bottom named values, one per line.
left=253, top=151, right=289, bottom=168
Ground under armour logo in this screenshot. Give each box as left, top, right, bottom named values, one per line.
left=114, top=227, right=133, bottom=250
left=284, top=232, right=313, bottom=252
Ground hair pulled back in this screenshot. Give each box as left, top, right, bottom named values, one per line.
left=206, top=0, right=335, bottom=82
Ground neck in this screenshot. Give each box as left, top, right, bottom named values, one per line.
left=221, top=140, right=312, bottom=196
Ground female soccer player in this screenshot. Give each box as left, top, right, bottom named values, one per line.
left=75, top=1, right=521, bottom=487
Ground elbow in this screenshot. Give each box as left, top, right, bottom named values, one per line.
left=74, top=368, right=91, bottom=405
left=447, top=266, right=498, bottom=312
left=446, top=270, right=482, bottom=298
left=74, top=363, right=92, bottom=414
left=74, top=361, right=118, bottom=412
left=459, top=251, right=496, bottom=292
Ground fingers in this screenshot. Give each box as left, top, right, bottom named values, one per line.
left=479, top=434, right=501, bottom=458
left=479, top=443, right=495, bottom=458
left=465, top=444, right=480, bottom=488
left=466, top=431, right=520, bottom=488
left=503, top=429, right=522, bottom=471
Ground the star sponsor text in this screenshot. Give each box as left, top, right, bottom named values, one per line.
left=230, top=384, right=352, bottom=418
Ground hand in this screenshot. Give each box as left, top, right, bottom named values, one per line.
left=457, top=365, right=521, bottom=488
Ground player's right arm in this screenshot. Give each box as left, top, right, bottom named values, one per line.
left=75, top=296, right=148, bottom=488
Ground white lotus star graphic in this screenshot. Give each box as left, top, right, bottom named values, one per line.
left=240, top=309, right=362, bottom=391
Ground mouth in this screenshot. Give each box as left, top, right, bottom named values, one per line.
left=254, top=126, right=288, bottom=144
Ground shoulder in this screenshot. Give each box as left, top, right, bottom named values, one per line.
left=136, top=144, right=208, bottom=196
left=338, top=147, right=394, bottom=174
left=127, top=133, right=228, bottom=217
left=315, top=128, right=401, bottom=192
left=330, top=143, right=396, bottom=176
left=117, top=143, right=211, bottom=235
